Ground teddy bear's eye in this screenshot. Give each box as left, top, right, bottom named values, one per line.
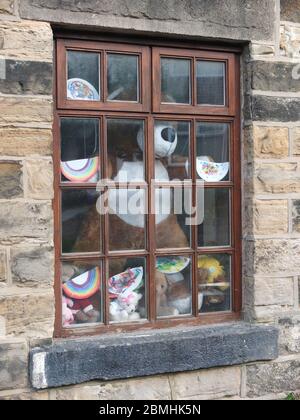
left=161, top=127, right=176, bottom=143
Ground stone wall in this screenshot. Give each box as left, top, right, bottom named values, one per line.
left=0, top=0, right=299, bottom=400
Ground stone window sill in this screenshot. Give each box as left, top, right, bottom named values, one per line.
left=30, top=322, right=278, bottom=389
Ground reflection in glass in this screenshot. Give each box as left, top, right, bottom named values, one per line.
left=156, top=187, right=191, bottom=249
left=67, top=51, right=100, bottom=101
left=156, top=255, right=192, bottom=318
left=196, top=123, right=230, bottom=182
left=107, top=119, right=145, bottom=181
left=108, top=189, right=146, bottom=251
left=109, top=258, right=147, bottom=323
left=161, top=58, right=191, bottom=104
left=62, top=260, right=102, bottom=327
left=154, top=121, right=191, bottom=180
left=107, top=54, right=139, bottom=102
left=198, top=189, right=230, bottom=247
left=62, top=189, right=100, bottom=254
left=61, top=118, right=100, bottom=183
left=197, top=61, right=225, bottom=105
left=198, top=254, right=231, bottom=313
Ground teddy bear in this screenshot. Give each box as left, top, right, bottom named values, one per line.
left=156, top=271, right=179, bottom=317
left=109, top=291, right=142, bottom=322
left=62, top=296, right=75, bottom=327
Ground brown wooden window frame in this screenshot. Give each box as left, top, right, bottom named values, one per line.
left=54, top=33, right=241, bottom=338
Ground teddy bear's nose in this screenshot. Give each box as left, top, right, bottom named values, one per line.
left=161, top=127, right=176, bottom=143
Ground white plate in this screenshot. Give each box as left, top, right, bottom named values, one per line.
left=196, top=159, right=229, bottom=182
left=67, top=78, right=99, bottom=101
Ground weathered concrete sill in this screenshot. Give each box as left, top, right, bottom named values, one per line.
left=30, top=322, right=278, bottom=390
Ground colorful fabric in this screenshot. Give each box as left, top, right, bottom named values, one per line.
left=61, top=157, right=99, bottom=182
left=63, top=267, right=101, bottom=300
left=156, top=256, right=190, bottom=274
left=108, top=267, right=143, bottom=299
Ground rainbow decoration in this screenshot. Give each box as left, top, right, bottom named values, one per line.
left=63, top=267, right=101, bottom=300
left=61, top=157, right=99, bottom=182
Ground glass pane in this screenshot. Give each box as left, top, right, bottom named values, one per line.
left=62, top=260, right=102, bottom=327
left=62, top=189, right=100, bottom=254
left=67, top=51, right=100, bottom=101
left=108, top=258, right=147, bottom=323
left=161, top=58, right=191, bottom=104
left=107, top=119, right=145, bottom=181
left=108, top=189, right=146, bottom=251
left=198, top=189, right=230, bottom=247
left=61, top=118, right=100, bottom=183
left=107, top=54, right=139, bottom=102
left=198, top=254, right=231, bottom=313
left=196, top=123, right=230, bottom=182
left=156, top=255, right=192, bottom=318
left=197, top=61, right=225, bottom=106
left=154, top=121, right=191, bottom=180
left=155, top=187, right=191, bottom=249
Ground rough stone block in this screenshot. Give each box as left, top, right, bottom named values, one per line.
left=253, top=126, right=289, bottom=159
left=54, top=376, right=172, bottom=400
left=0, top=389, right=49, bottom=400
left=254, top=200, right=288, bottom=234
left=0, top=161, right=22, bottom=199
left=0, top=97, right=52, bottom=125
left=24, top=159, right=53, bottom=200
left=0, top=128, right=52, bottom=157
left=246, top=359, right=300, bottom=397
left=0, top=249, right=6, bottom=282
left=169, top=367, right=241, bottom=400
left=280, top=24, right=300, bottom=57
left=292, top=200, right=300, bottom=233
left=19, top=0, right=276, bottom=42
left=0, top=21, right=53, bottom=61
left=255, top=163, right=300, bottom=194
left=0, top=0, right=15, bottom=15
left=279, top=315, right=300, bottom=354
left=250, top=44, right=275, bottom=57
left=253, top=277, right=294, bottom=306
left=0, top=60, right=52, bottom=95
left=281, top=1, right=300, bottom=24
left=11, top=245, right=54, bottom=286
left=292, top=128, right=300, bottom=156
left=252, top=96, right=300, bottom=122
left=0, top=339, right=28, bottom=391
left=0, top=201, right=52, bottom=244
left=0, top=290, right=54, bottom=337
left=30, top=323, right=278, bottom=389
left=252, top=61, right=300, bottom=92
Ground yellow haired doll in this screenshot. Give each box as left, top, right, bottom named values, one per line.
left=198, top=255, right=229, bottom=305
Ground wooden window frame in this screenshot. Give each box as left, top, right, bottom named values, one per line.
left=54, top=34, right=241, bottom=339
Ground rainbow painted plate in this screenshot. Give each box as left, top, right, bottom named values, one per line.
left=67, top=78, right=100, bottom=101
left=108, top=267, right=143, bottom=299
left=196, top=160, right=229, bottom=182
left=156, top=257, right=190, bottom=274
left=61, top=157, right=99, bottom=182
left=63, top=267, right=101, bottom=300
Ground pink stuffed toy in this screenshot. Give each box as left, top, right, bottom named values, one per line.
left=62, top=296, right=74, bottom=327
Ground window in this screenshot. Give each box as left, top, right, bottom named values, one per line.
left=55, top=37, right=241, bottom=338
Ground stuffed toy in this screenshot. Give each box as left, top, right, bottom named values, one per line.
left=156, top=271, right=179, bottom=317
left=197, top=255, right=229, bottom=305
left=62, top=296, right=74, bottom=327
left=167, top=279, right=191, bottom=315
left=109, top=291, right=142, bottom=322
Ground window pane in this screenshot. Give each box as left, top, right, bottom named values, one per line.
left=107, top=119, right=145, bottom=181
left=198, top=189, right=230, bottom=247
left=61, top=118, right=100, bottom=183
left=198, top=254, right=231, bottom=313
left=108, top=189, right=146, bottom=251
left=155, top=187, right=191, bottom=249
left=196, top=122, right=230, bottom=182
left=107, top=54, right=139, bottom=102
left=62, top=260, right=102, bottom=327
left=197, top=61, right=225, bottom=105
left=154, top=121, right=191, bottom=181
left=67, top=51, right=100, bottom=101
left=156, top=255, right=192, bottom=318
left=108, top=258, right=147, bottom=323
left=161, top=58, right=191, bottom=104
left=62, top=189, right=100, bottom=254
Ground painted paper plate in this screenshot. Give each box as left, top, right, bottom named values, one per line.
left=63, top=267, right=101, bottom=300
left=108, top=267, right=144, bottom=299
left=61, top=157, right=99, bottom=182
left=196, top=160, right=229, bottom=182
left=67, top=78, right=100, bottom=101
left=156, top=257, right=190, bottom=274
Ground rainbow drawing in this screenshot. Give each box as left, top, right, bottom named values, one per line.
left=63, top=267, right=101, bottom=300
left=61, top=157, right=99, bottom=182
